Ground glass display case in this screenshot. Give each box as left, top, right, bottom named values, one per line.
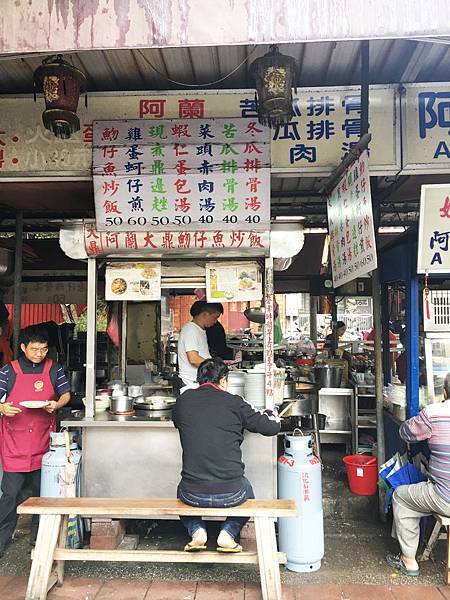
left=424, top=333, right=450, bottom=404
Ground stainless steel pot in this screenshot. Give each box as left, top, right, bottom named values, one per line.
left=283, top=381, right=296, bottom=399
left=314, top=365, right=342, bottom=389
left=287, top=394, right=319, bottom=416
left=146, top=395, right=176, bottom=409
left=110, top=396, right=134, bottom=413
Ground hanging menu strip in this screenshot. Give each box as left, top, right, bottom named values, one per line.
left=93, top=118, right=271, bottom=232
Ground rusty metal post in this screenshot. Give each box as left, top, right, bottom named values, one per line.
left=12, top=211, right=23, bottom=358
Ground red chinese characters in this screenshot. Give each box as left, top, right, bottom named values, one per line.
left=139, top=99, right=166, bottom=119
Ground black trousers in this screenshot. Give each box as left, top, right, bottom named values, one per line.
left=0, top=469, right=41, bottom=547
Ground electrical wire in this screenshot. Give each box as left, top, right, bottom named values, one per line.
left=135, top=46, right=258, bottom=88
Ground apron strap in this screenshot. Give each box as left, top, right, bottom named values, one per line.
left=42, top=359, right=53, bottom=376
left=11, top=360, right=22, bottom=375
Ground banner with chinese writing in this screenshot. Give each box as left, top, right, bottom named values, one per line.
left=327, top=151, right=377, bottom=287
left=105, top=262, right=161, bottom=301
left=205, top=262, right=262, bottom=302
left=93, top=118, right=270, bottom=231
left=418, top=184, right=450, bottom=273
left=83, top=223, right=269, bottom=257
left=0, top=86, right=399, bottom=177
left=403, top=84, right=450, bottom=173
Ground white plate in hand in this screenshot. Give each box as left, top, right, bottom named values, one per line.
left=19, top=401, right=49, bottom=409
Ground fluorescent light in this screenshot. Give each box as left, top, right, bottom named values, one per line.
left=274, top=215, right=306, bottom=222
left=304, top=228, right=328, bottom=234
left=378, top=226, right=408, bottom=234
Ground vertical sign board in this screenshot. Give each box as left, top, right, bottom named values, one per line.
left=417, top=184, right=450, bottom=273
left=327, top=151, right=377, bottom=288
left=93, top=118, right=271, bottom=232
left=264, top=257, right=274, bottom=411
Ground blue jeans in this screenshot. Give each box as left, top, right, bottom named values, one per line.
left=177, top=478, right=255, bottom=539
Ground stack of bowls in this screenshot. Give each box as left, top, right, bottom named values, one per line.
left=244, top=370, right=266, bottom=408
left=228, top=371, right=246, bottom=398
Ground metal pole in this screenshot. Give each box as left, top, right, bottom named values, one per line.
left=309, top=295, right=318, bottom=345
left=330, top=294, right=338, bottom=355
left=121, top=301, right=127, bottom=382
left=85, top=257, right=97, bottom=419
left=406, top=273, right=419, bottom=418
left=373, top=268, right=386, bottom=521
left=381, top=284, right=391, bottom=386
left=12, top=211, right=23, bottom=358
left=361, top=40, right=370, bottom=136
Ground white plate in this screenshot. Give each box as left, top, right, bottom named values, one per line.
left=19, top=400, right=49, bottom=409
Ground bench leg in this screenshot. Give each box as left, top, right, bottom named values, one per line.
left=25, top=514, right=61, bottom=600
left=255, top=516, right=282, bottom=600
left=446, top=526, right=450, bottom=585
left=419, top=517, right=441, bottom=562
left=55, top=515, right=68, bottom=586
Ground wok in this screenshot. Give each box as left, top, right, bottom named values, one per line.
left=244, top=307, right=265, bottom=324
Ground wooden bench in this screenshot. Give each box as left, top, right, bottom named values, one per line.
left=17, top=497, right=297, bottom=600
left=419, top=514, right=450, bottom=584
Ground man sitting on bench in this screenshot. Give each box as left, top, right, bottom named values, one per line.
left=386, top=374, right=450, bottom=576
left=172, top=357, right=280, bottom=553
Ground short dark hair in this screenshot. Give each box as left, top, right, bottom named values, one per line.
left=190, top=301, right=221, bottom=318
left=336, top=321, right=346, bottom=329
left=197, top=357, right=229, bottom=385
left=20, top=325, right=49, bottom=346
left=208, top=302, right=224, bottom=315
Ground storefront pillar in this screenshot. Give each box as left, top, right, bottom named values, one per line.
left=406, top=273, right=419, bottom=418
left=85, top=257, right=97, bottom=418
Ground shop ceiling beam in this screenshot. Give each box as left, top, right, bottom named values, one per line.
left=1, top=1, right=450, bottom=55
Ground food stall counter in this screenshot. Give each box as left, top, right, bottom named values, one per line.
left=62, top=410, right=174, bottom=428
left=61, top=410, right=277, bottom=500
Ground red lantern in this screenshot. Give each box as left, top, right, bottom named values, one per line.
left=34, top=55, right=87, bottom=139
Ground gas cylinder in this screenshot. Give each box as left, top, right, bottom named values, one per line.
left=41, top=430, right=82, bottom=548
left=40, top=431, right=81, bottom=498
left=277, top=432, right=324, bottom=572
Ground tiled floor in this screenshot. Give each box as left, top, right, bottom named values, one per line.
left=1, top=576, right=450, bottom=600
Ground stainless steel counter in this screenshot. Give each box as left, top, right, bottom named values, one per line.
left=61, top=410, right=174, bottom=428
left=62, top=410, right=277, bottom=500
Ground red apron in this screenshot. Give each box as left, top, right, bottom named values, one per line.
left=0, top=359, right=56, bottom=472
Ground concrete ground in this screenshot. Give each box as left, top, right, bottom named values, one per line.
left=0, top=447, right=448, bottom=597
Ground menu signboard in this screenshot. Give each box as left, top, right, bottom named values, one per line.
left=205, top=262, right=262, bottom=303
left=105, top=262, right=161, bottom=301
left=93, top=118, right=271, bottom=232
left=327, top=150, right=377, bottom=287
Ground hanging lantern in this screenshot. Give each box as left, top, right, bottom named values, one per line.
left=249, top=45, right=297, bottom=128
left=33, top=55, right=87, bottom=140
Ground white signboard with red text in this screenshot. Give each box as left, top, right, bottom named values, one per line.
left=93, top=118, right=270, bottom=232
left=327, top=150, right=377, bottom=287
left=83, top=223, right=269, bottom=257
left=418, top=184, right=450, bottom=273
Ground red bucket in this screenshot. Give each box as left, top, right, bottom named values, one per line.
left=343, top=454, right=378, bottom=496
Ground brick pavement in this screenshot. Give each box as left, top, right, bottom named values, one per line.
left=1, top=575, right=450, bottom=600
